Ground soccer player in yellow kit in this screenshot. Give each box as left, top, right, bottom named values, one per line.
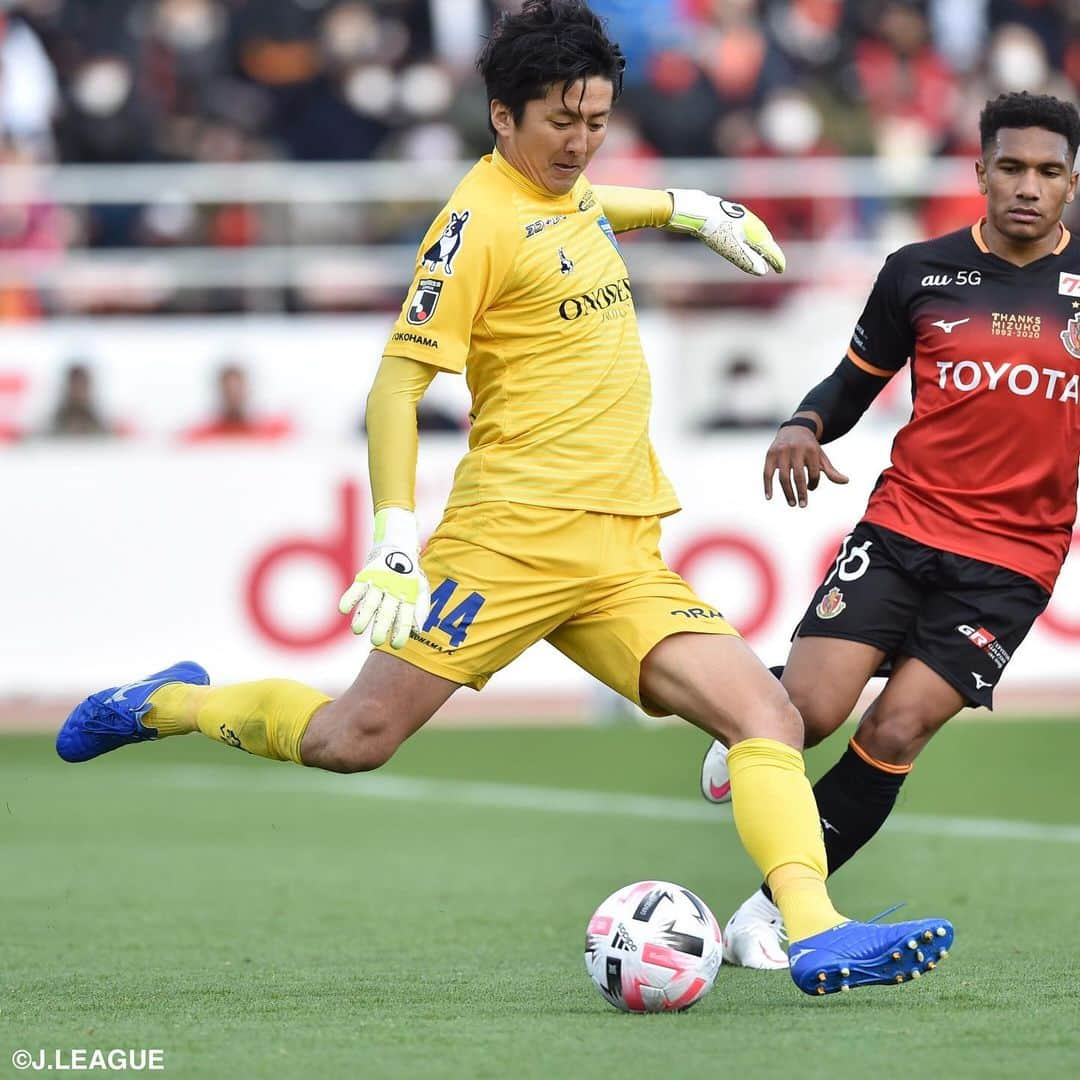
left=58, top=0, right=953, bottom=996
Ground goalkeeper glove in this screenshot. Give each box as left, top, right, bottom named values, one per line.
left=339, top=507, right=430, bottom=650
left=664, top=190, right=786, bottom=276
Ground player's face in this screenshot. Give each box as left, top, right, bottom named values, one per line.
left=976, top=127, right=1078, bottom=244
left=492, top=78, right=613, bottom=195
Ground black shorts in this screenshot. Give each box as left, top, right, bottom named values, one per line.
left=796, top=521, right=1051, bottom=709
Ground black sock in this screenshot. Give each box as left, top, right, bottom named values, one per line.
left=760, top=742, right=908, bottom=903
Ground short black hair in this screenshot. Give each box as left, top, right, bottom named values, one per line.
left=979, top=92, right=1080, bottom=163
left=476, top=0, right=625, bottom=136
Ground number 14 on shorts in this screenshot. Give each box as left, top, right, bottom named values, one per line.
left=423, top=578, right=486, bottom=647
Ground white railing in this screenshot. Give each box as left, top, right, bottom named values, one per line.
left=0, top=156, right=983, bottom=294
left=1, top=156, right=979, bottom=202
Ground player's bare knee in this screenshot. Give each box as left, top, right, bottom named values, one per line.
left=787, top=686, right=845, bottom=749
left=731, top=696, right=804, bottom=750
left=318, top=698, right=406, bottom=773
left=854, top=705, right=932, bottom=764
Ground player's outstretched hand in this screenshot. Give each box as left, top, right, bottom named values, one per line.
left=339, top=508, right=430, bottom=649
left=664, top=190, right=785, bottom=276
left=764, top=423, right=848, bottom=508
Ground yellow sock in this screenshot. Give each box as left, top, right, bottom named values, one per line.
left=148, top=680, right=331, bottom=764
left=726, top=737, right=847, bottom=942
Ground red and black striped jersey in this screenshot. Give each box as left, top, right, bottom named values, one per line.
left=847, top=219, right=1079, bottom=592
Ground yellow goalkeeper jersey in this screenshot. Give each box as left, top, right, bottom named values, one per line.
left=383, top=149, right=679, bottom=518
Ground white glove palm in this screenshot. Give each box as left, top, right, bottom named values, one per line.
left=339, top=507, right=430, bottom=650
left=665, top=190, right=786, bottom=276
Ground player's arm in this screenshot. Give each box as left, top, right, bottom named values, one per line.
left=339, top=198, right=517, bottom=647
left=764, top=251, right=912, bottom=507
left=764, top=358, right=892, bottom=507
left=594, top=185, right=785, bottom=276
left=338, top=354, right=437, bottom=649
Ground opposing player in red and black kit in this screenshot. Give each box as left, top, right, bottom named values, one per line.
left=702, top=91, right=1080, bottom=968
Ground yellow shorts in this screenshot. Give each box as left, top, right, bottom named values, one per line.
left=375, top=501, right=739, bottom=710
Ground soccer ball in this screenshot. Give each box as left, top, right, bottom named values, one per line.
left=584, top=880, right=723, bottom=1012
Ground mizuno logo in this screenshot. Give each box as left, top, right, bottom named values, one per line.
left=972, top=672, right=994, bottom=690
left=789, top=948, right=814, bottom=964
left=932, top=318, right=970, bottom=334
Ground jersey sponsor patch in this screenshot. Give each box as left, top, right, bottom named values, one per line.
left=524, top=214, right=565, bottom=239
left=1058, top=271, right=1080, bottom=296
left=421, top=209, right=470, bottom=275
left=407, top=277, right=443, bottom=325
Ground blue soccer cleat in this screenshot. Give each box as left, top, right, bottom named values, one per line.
left=788, top=916, right=954, bottom=996
left=56, top=661, right=210, bottom=763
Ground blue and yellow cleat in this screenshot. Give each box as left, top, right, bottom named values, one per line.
left=56, top=661, right=209, bottom=763
left=789, top=917, right=954, bottom=996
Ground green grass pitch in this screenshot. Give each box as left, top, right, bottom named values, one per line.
left=3, top=718, right=1079, bottom=1079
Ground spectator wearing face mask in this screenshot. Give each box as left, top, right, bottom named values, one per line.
left=852, top=2, right=958, bottom=160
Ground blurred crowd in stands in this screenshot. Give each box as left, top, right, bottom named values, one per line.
left=3, top=0, right=1076, bottom=167
left=0, top=0, right=1076, bottom=319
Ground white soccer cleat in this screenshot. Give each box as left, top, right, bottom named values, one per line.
left=700, top=739, right=732, bottom=803
left=722, top=890, right=789, bottom=970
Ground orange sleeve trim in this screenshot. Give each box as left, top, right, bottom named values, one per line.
left=849, top=737, right=913, bottom=775
left=846, top=346, right=894, bottom=378
left=1053, top=224, right=1071, bottom=255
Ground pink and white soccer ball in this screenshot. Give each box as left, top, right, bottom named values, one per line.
left=584, top=881, right=723, bottom=1013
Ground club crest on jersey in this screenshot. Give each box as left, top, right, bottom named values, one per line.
left=421, top=209, right=470, bottom=275
left=558, top=247, right=574, bottom=275
left=407, top=277, right=443, bottom=325
left=1061, top=313, right=1080, bottom=360
left=816, top=587, right=846, bottom=620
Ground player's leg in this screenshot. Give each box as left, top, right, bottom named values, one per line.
left=853, top=551, right=1050, bottom=766
left=57, top=500, right=571, bottom=771
left=702, top=647, right=895, bottom=802
left=702, top=522, right=921, bottom=806
left=802, top=553, right=1050, bottom=873
left=714, top=635, right=888, bottom=967
left=847, top=655, right=964, bottom=765
left=723, top=656, right=965, bottom=961
left=637, top=631, right=953, bottom=994
left=552, top=516, right=952, bottom=993
left=55, top=652, right=460, bottom=770
left=638, top=630, right=847, bottom=946
left=707, top=525, right=934, bottom=966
